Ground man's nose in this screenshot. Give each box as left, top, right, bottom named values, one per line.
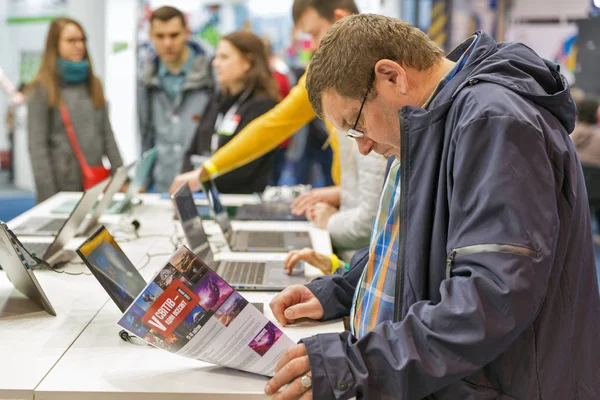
left=356, top=138, right=373, bottom=156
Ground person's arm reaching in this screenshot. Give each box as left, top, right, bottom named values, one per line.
left=299, top=117, right=561, bottom=399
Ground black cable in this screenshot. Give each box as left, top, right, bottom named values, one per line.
left=31, top=255, right=90, bottom=276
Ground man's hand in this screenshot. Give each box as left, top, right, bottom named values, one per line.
left=169, top=167, right=205, bottom=195
left=291, top=186, right=341, bottom=216
left=284, top=248, right=332, bottom=275
left=270, top=285, right=324, bottom=326
left=307, top=202, right=338, bottom=229
left=265, top=344, right=312, bottom=399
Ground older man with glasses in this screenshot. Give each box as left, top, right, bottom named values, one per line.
left=266, top=14, right=600, bottom=400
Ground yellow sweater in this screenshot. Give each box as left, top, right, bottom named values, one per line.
left=204, top=72, right=340, bottom=185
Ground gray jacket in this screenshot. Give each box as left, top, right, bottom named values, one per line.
left=304, top=32, right=600, bottom=399
left=138, top=42, right=213, bottom=192
left=328, top=131, right=388, bottom=259
left=27, top=83, right=123, bottom=202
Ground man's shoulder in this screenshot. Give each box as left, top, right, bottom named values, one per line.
left=450, top=81, right=540, bottom=127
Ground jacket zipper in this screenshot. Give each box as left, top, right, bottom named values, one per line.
left=394, top=111, right=408, bottom=323
left=446, top=244, right=538, bottom=280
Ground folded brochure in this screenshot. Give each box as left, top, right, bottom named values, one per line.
left=118, top=246, right=295, bottom=377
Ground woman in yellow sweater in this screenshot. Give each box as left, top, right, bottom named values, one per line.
left=169, top=0, right=359, bottom=194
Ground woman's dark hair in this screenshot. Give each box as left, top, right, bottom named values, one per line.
left=576, top=96, right=599, bottom=125
left=221, top=31, right=280, bottom=101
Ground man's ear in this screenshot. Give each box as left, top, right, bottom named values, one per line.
left=374, top=59, right=408, bottom=95
left=332, top=8, right=350, bottom=22
left=185, top=26, right=191, bottom=40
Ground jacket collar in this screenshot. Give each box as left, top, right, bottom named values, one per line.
left=141, top=41, right=214, bottom=92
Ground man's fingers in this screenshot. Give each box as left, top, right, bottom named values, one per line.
left=275, top=344, right=307, bottom=372
left=269, top=286, right=305, bottom=326
left=265, top=353, right=309, bottom=396
left=271, top=374, right=311, bottom=400
left=284, top=300, right=321, bottom=321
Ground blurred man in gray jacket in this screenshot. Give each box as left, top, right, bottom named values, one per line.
left=138, top=6, right=213, bottom=192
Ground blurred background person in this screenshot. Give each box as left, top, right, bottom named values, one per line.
left=571, top=94, right=600, bottom=167
left=168, top=0, right=362, bottom=196
left=291, top=137, right=388, bottom=259
left=138, top=6, right=213, bottom=193
left=5, top=83, right=26, bottom=183
left=0, top=66, right=25, bottom=106
left=178, top=31, right=279, bottom=193
left=27, top=17, right=122, bottom=202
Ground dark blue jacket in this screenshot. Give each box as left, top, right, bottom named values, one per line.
left=304, top=32, right=600, bottom=399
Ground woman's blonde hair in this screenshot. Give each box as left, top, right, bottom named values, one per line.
left=29, top=17, right=104, bottom=108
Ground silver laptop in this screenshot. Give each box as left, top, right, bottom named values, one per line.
left=14, top=180, right=109, bottom=266
left=12, top=179, right=109, bottom=237
left=172, top=183, right=306, bottom=291
left=0, top=223, right=56, bottom=315
left=200, top=180, right=312, bottom=253
left=234, top=202, right=307, bottom=222
left=51, top=161, right=134, bottom=215
left=106, top=148, right=158, bottom=214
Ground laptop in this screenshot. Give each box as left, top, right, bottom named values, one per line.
left=106, top=148, right=158, bottom=214
left=76, top=226, right=147, bottom=312
left=14, top=180, right=109, bottom=266
left=0, top=223, right=56, bottom=315
left=234, top=202, right=307, bottom=222
left=200, top=180, right=312, bottom=253
left=172, top=183, right=307, bottom=290
left=12, top=179, right=109, bottom=238
left=52, top=161, right=135, bottom=215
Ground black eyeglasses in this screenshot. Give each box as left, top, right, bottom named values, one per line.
left=346, top=73, right=374, bottom=140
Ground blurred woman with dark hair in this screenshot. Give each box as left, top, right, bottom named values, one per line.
left=172, top=30, right=279, bottom=194
left=27, top=17, right=122, bottom=202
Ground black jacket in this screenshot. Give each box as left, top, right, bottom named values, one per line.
left=182, top=90, right=276, bottom=194
left=304, top=32, right=600, bottom=399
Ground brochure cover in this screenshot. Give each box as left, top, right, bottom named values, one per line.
left=117, top=246, right=295, bottom=377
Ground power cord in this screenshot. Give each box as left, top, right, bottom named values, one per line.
left=119, top=329, right=150, bottom=346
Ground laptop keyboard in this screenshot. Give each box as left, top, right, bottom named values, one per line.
left=40, top=218, right=66, bottom=232
left=23, top=242, right=50, bottom=258
left=246, top=232, right=286, bottom=249
left=236, top=204, right=306, bottom=221
left=221, top=261, right=266, bottom=285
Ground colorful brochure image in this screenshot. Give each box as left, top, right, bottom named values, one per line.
left=118, top=246, right=295, bottom=377
left=249, top=322, right=285, bottom=356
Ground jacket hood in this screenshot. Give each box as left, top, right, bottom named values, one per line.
left=433, top=32, right=576, bottom=134
left=140, top=40, right=213, bottom=91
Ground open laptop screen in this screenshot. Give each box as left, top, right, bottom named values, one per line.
left=201, top=180, right=232, bottom=235
left=126, top=147, right=158, bottom=199
left=172, top=183, right=210, bottom=255
left=77, top=226, right=147, bottom=313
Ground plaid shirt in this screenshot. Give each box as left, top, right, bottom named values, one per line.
left=349, top=35, right=480, bottom=339
left=350, top=160, right=401, bottom=338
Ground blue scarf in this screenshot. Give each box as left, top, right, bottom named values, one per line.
left=58, top=58, right=89, bottom=83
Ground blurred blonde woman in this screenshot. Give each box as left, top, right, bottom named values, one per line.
left=27, top=17, right=122, bottom=202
